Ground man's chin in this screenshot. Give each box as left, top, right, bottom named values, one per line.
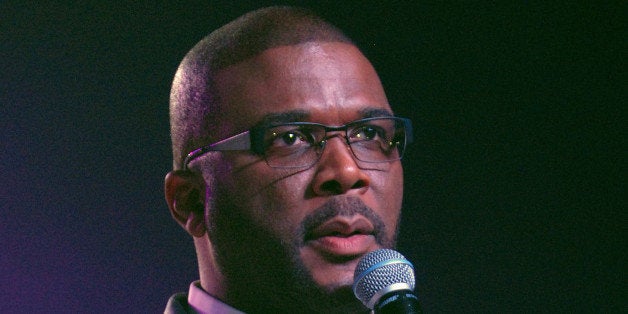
left=301, top=251, right=362, bottom=290
left=316, top=276, right=355, bottom=295
left=319, top=285, right=369, bottom=314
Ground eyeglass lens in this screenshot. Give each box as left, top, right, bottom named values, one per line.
left=262, top=118, right=407, bottom=168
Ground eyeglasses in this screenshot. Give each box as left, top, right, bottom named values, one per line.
left=183, top=116, right=413, bottom=170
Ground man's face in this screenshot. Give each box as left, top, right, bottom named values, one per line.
left=201, top=42, right=404, bottom=310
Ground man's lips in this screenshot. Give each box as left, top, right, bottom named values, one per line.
left=305, top=216, right=377, bottom=259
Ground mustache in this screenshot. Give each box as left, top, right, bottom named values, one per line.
left=299, top=196, right=388, bottom=246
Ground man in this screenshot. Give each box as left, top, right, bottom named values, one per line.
left=164, top=6, right=412, bottom=313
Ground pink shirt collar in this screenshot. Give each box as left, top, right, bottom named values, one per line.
left=188, top=281, right=244, bottom=314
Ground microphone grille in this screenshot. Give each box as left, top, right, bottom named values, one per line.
left=352, top=249, right=415, bottom=308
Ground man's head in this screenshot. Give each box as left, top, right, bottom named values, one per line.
left=165, top=6, right=408, bottom=313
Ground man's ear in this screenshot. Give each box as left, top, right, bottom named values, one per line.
left=164, top=170, right=207, bottom=237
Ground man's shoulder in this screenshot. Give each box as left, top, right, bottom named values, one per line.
left=165, top=292, right=198, bottom=314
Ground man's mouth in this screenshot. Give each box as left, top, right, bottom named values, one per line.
left=304, top=216, right=378, bottom=261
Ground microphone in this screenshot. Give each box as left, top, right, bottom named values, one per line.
left=353, top=249, right=421, bottom=314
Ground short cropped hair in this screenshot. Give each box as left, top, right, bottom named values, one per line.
left=169, top=6, right=354, bottom=169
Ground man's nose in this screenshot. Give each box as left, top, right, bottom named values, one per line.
left=311, top=136, right=370, bottom=196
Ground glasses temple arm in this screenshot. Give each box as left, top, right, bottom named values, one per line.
left=183, top=131, right=252, bottom=169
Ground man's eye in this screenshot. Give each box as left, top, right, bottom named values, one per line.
left=270, top=131, right=311, bottom=147
left=352, top=126, right=384, bottom=141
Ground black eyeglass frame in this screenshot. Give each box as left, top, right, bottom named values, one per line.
left=182, top=116, right=413, bottom=170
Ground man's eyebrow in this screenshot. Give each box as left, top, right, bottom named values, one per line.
left=360, top=108, right=394, bottom=118
left=253, top=107, right=393, bottom=128
left=254, top=110, right=310, bottom=128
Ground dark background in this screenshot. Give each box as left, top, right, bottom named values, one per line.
left=1, top=1, right=624, bottom=313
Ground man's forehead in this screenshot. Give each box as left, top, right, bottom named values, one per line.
left=213, top=41, right=363, bottom=79
left=205, top=41, right=389, bottom=138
